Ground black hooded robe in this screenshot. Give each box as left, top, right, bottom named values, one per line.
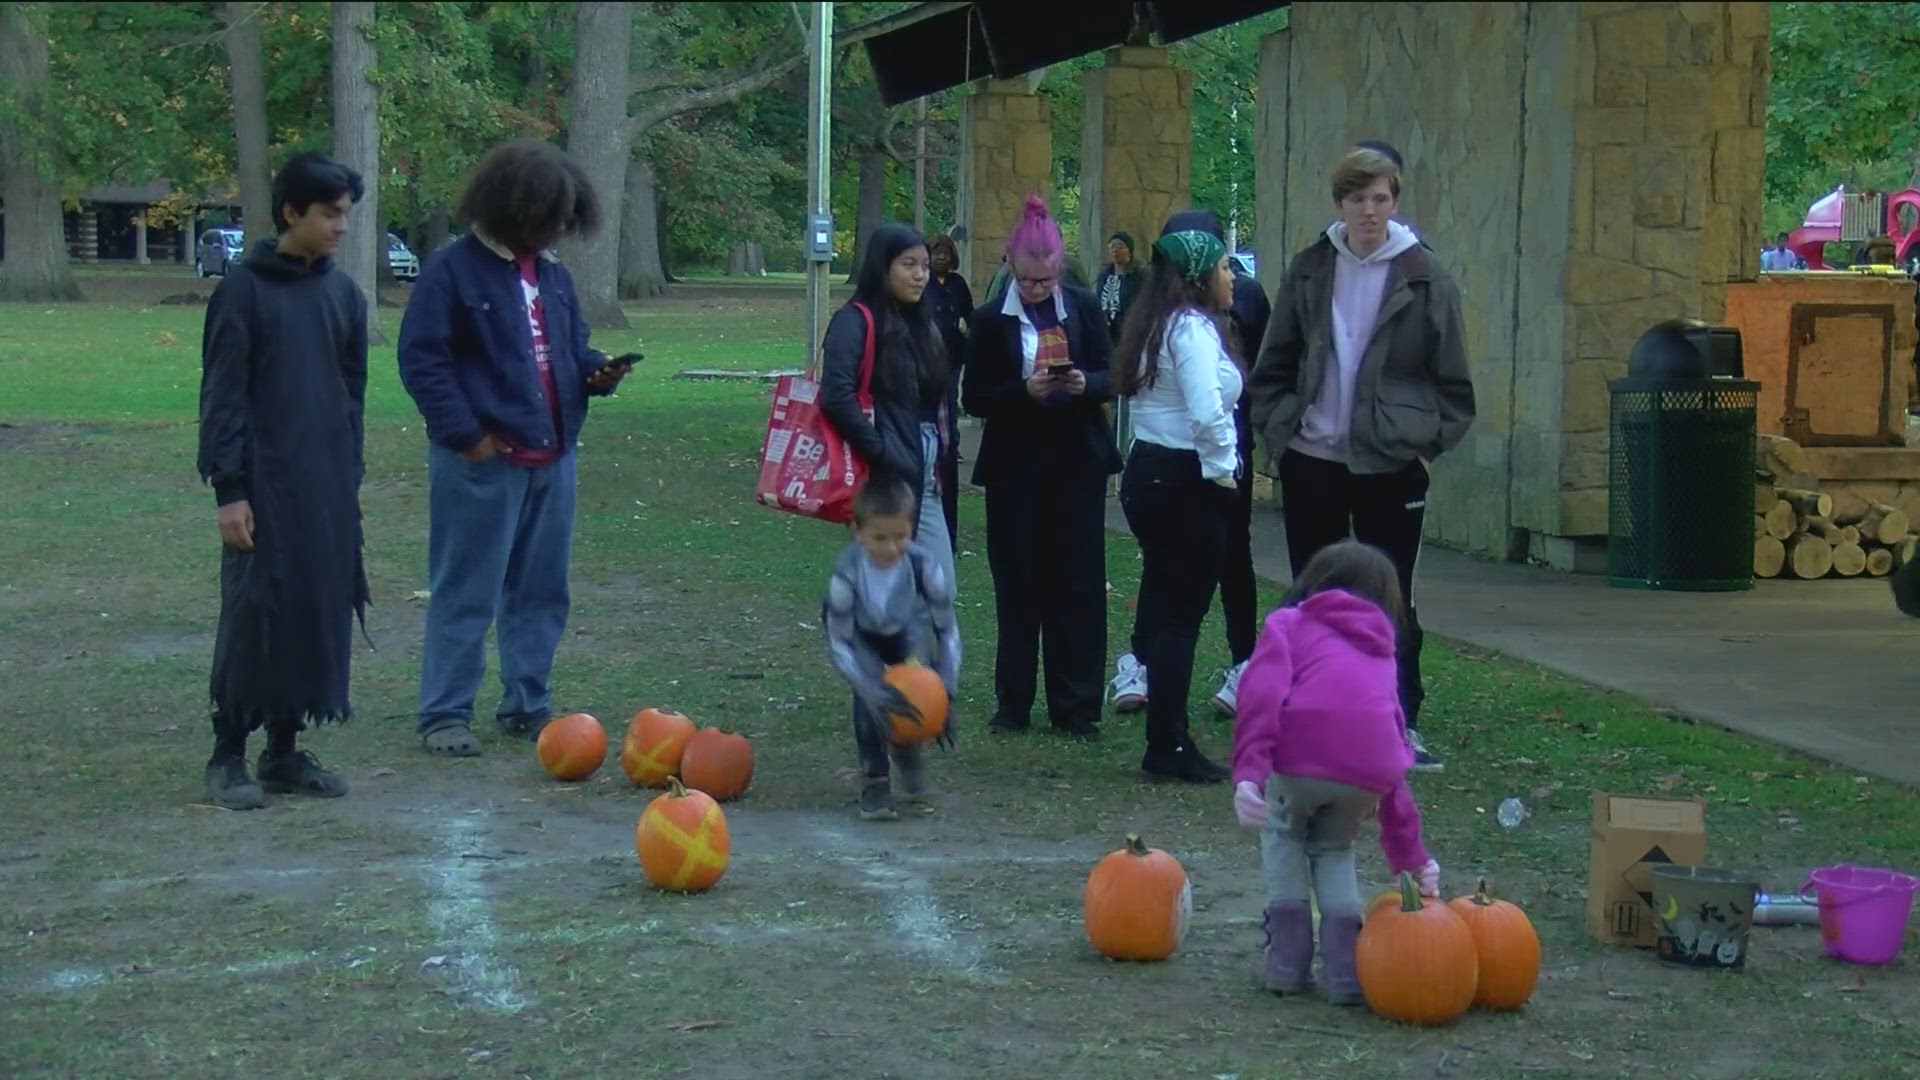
left=197, top=240, right=369, bottom=733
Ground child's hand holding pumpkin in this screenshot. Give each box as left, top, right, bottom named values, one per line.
left=1416, top=858, right=1441, bottom=898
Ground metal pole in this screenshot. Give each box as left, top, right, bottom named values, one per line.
left=804, top=2, right=835, bottom=369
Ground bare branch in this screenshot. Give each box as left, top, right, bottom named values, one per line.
left=627, top=53, right=805, bottom=138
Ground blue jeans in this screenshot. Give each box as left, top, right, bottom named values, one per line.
left=417, top=444, right=577, bottom=735
left=916, top=422, right=955, bottom=593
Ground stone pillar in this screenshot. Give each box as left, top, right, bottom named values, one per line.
left=962, top=78, right=1052, bottom=290
left=1544, top=1, right=1770, bottom=556
left=1079, top=47, right=1193, bottom=274
left=133, top=212, right=148, bottom=264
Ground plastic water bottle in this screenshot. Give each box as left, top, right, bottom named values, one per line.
left=1752, top=891, right=1820, bottom=926
left=1496, top=797, right=1529, bottom=829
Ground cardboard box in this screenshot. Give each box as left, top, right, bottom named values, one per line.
left=1589, top=791, right=1708, bottom=947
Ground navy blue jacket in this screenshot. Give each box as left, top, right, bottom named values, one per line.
left=398, top=234, right=609, bottom=455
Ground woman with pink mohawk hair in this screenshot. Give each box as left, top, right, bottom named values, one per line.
left=963, top=194, right=1121, bottom=741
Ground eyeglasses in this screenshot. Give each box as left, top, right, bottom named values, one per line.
left=1016, top=275, right=1056, bottom=288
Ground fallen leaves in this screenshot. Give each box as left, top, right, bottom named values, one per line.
left=665, top=1019, right=727, bottom=1033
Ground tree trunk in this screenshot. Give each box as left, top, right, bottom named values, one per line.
left=846, top=145, right=887, bottom=283
left=564, top=1, right=632, bottom=329
left=224, top=1, right=273, bottom=250
left=425, top=204, right=450, bottom=254
left=0, top=3, right=82, bottom=302
left=618, top=153, right=667, bottom=300
left=330, top=1, right=384, bottom=341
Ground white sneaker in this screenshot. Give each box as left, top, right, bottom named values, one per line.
left=1407, top=729, right=1445, bottom=772
left=1110, top=653, right=1147, bottom=712
left=1211, top=661, right=1248, bottom=718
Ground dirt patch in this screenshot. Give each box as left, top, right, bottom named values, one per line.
left=0, top=421, right=96, bottom=451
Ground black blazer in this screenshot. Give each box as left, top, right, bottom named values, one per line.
left=961, top=284, right=1122, bottom=487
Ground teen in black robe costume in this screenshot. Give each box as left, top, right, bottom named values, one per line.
left=196, top=154, right=368, bottom=809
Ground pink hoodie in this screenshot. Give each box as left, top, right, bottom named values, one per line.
left=1230, top=589, right=1430, bottom=875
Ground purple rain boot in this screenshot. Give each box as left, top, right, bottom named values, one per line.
left=1262, top=900, right=1314, bottom=993
left=1318, top=912, right=1366, bottom=1006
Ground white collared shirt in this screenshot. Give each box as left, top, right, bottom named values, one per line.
left=1128, top=309, right=1242, bottom=480
left=1000, top=284, right=1069, bottom=378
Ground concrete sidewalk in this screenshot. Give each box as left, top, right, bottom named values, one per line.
left=955, top=422, right=1919, bottom=786
left=1205, top=500, right=1919, bottom=788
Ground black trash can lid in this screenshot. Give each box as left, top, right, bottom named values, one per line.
left=1628, top=318, right=1744, bottom=380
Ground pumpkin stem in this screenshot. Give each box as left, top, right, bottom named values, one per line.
left=1125, top=833, right=1148, bottom=857
left=1474, top=877, right=1496, bottom=905
left=668, top=776, right=687, bottom=798
left=1397, top=870, right=1421, bottom=911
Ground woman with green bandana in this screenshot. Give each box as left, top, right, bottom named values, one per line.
left=1111, top=227, right=1242, bottom=783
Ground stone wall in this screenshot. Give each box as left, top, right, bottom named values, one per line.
left=962, top=79, right=1053, bottom=290
left=1255, top=2, right=1769, bottom=568
left=1551, top=1, right=1770, bottom=558
left=1255, top=2, right=1536, bottom=558
left=1079, top=47, right=1193, bottom=276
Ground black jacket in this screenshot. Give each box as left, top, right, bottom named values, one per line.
left=961, top=284, right=1121, bottom=486
left=1094, top=264, right=1144, bottom=342
left=818, top=303, right=960, bottom=549
left=924, top=271, right=974, bottom=371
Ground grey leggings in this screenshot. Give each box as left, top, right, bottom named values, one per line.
left=1260, top=773, right=1379, bottom=917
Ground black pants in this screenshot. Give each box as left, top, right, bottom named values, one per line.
left=1277, top=449, right=1428, bottom=728
left=851, top=698, right=922, bottom=781
left=983, top=467, right=1109, bottom=727
left=1219, top=427, right=1258, bottom=665
left=1134, top=423, right=1257, bottom=667
left=1121, top=442, right=1233, bottom=754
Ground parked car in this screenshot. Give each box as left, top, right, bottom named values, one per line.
left=195, top=227, right=244, bottom=277
left=387, top=233, right=418, bottom=281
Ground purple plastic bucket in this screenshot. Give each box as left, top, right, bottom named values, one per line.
left=1803, top=864, right=1919, bottom=966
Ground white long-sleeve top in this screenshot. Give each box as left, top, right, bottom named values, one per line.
left=1128, top=309, right=1243, bottom=480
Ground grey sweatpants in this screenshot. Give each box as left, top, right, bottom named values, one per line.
left=1260, top=773, right=1380, bottom=917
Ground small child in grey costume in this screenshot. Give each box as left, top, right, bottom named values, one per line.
left=823, top=478, right=961, bottom=820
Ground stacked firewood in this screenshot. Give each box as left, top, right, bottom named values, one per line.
left=1754, top=435, right=1919, bottom=579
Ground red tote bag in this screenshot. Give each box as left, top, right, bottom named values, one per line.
left=756, top=302, right=874, bottom=524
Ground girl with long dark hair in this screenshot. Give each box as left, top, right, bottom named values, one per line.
left=1113, top=228, right=1241, bottom=782
left=819, top=222, right=958, bottom=588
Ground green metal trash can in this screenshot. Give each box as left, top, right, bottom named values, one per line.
left=1607, top=375, right=1759, bottom=591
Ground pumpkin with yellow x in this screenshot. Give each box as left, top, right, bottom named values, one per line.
left=635, top=777, right=731, bottom=893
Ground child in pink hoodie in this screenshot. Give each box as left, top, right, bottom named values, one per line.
left=1230, top=540, right=1441, bottom=1005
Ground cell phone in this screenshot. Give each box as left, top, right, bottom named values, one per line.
left=606, top=351, right=643, bottom=369
left=1046, top=360, right=1077, bottom=376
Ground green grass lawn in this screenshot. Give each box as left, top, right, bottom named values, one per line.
left=1, top=273, right=1918, bottom=1079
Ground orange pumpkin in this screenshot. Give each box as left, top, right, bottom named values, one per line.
left=680, top=727, right=754, bottom=802
left=635, top=777, right=731, bottom=893
left=1447, top=878, right=1541, bottom=1010
left=1083, top=833, right=1191, bottom=961
left=621, top=708, right=696, bottom=788
left=1356, top=872, right=1479, bottom=1026
left=882, top=662, right=948, bottom=745
left=535, top=712, right=606, bottom=781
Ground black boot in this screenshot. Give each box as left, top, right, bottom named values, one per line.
left=1140, top=740, right=1230, bottom=783
left=204, top=753, right=266, bottom=810
left=858, top=777, right=898, bottom=821
left=204, top=714, right=264, bottom=810
left=257, top=722, right=348, bottom=797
